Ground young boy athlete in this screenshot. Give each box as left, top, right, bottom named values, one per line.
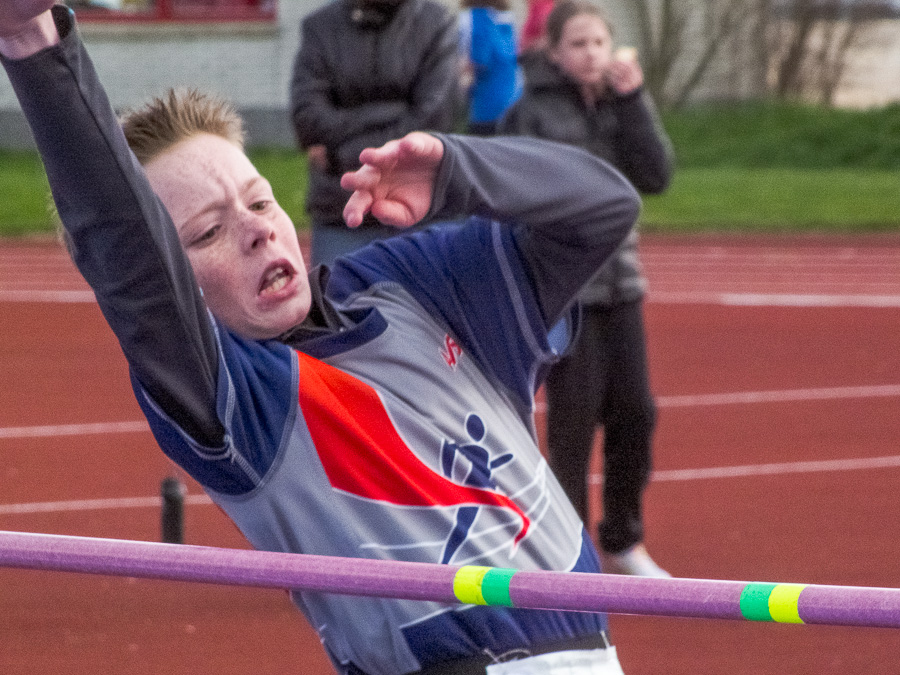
left=0, top=2, right=640, bottom=674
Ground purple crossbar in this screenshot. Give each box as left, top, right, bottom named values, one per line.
left=2, top=530, right=900, bottom=628
left=0, top=530, right=459, bottom=604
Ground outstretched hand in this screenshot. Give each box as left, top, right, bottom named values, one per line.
left=341, top=132, right=444, bottom=229
left=0, top=0, right=59, bottom=58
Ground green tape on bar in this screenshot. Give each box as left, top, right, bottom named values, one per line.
left=739, top=582, right=778, bottom=621
left=453, top=566, right=490, bottom=605
left=481, top=568, right=516, bottom=607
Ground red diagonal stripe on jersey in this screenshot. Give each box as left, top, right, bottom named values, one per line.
left=296, top=351, right=529, bottom=544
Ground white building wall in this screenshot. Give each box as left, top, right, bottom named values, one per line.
left=834, top=19, right=900, bottom=108
left=0, top=0, right=324, bottom=147
left=1, top=0, right=899, bottom=148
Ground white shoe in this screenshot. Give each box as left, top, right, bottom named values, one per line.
left=601, top=544, right=671, bottom=578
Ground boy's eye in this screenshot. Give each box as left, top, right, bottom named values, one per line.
left=192, top=224, right=221, bottom=246
left=249, top=200, right=270, bottom=212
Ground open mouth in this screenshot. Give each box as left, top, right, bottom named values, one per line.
left=259, top=261, right=297, bottom=296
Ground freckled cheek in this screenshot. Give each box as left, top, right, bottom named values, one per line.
left=187, top=252, right=250, bottom=310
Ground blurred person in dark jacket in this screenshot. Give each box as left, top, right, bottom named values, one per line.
left=500, top=0, right=673, bottom=578
left=290, top=0, right=461, bottom=265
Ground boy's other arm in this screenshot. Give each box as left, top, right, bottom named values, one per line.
left=342, top=133, right=639, bottom=326
left=0, top=6, right=224, bottom=446
left=428, top=134, right=641, bottom=325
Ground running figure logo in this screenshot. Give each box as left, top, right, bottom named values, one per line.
left=297, top=352, right=531, bottom=564
left=439, top=413, right=514, bottom=564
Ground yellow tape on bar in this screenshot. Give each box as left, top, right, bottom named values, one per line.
left=453, top=566, right=491, bottom=605
left=768, top=584, right=806, bottom=624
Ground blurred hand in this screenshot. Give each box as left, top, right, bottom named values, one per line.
left=607, top=53, right=644, bottom=96
left=341, top=132, right=443, bottom=229
left=305, top=144, right=328, bottom=172
left=0, top=0, right=58, bottom=58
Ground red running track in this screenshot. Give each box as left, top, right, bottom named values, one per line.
left=2, top=234, right=900, bottom=674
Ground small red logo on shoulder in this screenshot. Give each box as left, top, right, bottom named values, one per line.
left=441, top=334, right=463, bottom=368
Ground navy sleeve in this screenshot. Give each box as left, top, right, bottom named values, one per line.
left=425, top=134, right=641, bottom=326
left=327, top=134, right=639, bottom=403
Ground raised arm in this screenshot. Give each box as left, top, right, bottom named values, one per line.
left=342, top=132, right=640, bottom=325
left=0, top=5, right=223, bottom=445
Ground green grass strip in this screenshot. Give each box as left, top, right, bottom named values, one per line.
left=0, top=151, right=55, bottom=236
left=641, top=168, right=900, bottom=232
left=4, top=152, right=900, bottom=237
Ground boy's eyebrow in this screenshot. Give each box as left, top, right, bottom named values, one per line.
left=242, top=175, right=268, bottom=193
left=182, top=175, right=270, bottom=226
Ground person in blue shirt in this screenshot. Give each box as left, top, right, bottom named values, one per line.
left=458, top=0, right=522, bottom=135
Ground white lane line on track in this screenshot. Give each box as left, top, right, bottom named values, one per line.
left=656, top=384, right=900, bottom=408
left=4, top=456, right=899, bottom=516
left=534, top=383, right=900, bottom=414
left=647, top=292, right=900, bottom=307
left=8, top=290, right=900, bottom=306
left=0, top=494, right=213, bottom=515
left=0, top=421, right=150, bottom=439
left=4, top=385, right=900, bottom=440
left=651, top=455, right=900, bottom=482
left=587, top=455, right=900, bottom=485
left=0, top=290, right=95, bottom=303
left=2, top=385, right=898, bottom=514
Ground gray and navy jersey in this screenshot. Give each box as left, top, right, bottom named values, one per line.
left=138, top=220, right=611, bottom=674
left=3, top=9, right=639, bottom=675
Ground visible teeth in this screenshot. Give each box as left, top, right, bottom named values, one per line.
left=261, top=267, right=290, bottom=294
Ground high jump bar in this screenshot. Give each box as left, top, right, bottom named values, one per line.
left=1, top=529, right=899, bottom=628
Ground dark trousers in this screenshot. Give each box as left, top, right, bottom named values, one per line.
left=545, top=299, right=657, bottom=554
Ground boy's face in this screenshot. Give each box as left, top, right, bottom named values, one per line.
left=549, top=13, right=614, bottom=88
left=145, top=133, right=311, bottom=340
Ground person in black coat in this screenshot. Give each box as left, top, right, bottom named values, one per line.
left=500, top=0, right=673, bottom=577
left=290, top=0, right=461, bottom=265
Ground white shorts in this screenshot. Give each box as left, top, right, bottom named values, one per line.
left=485, top=647, right=625, bottom=675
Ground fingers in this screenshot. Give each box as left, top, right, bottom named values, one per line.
left=370, top=200, right=414, bottom=229
left=340, top=162, right=380, bottom=193
left=398, top=132, right=444, bottom=165
left=356, top=132, right=443, bottom=170
left=342, top=188, right=374, bottom=229
left=357, top=138, right=402, bottom=171
left=340, top=131, right=443, bottom=229
left=341, top=163, right=382, bottom=228
left=608, top=59, right=643, bottom=95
